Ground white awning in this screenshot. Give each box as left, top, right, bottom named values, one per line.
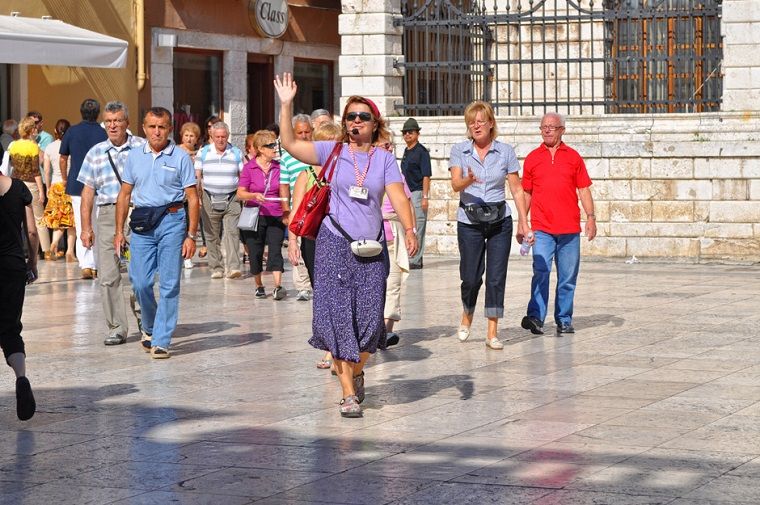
left=0, top=15, right=128, bottom=68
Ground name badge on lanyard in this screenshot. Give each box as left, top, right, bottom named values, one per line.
left=348, top=145, right=375, bottom=201
left=349, top=185, right=368, bottom=200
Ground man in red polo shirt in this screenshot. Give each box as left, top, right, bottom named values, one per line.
left=520, top=112, right=596, bottom=336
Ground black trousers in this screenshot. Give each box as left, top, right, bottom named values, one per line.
left=0, top=266, right=26, bottom=360
left=300, top=237, right=316, bottom=287
left=241, top=215, right=286, bottom=275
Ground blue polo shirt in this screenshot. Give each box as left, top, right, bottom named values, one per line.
left=448, top=139, right=520, bottom=224
left=122, top=141, right=196, bottom=207
left=60, top=121, right=108, bottom=196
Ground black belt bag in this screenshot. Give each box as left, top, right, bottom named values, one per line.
left=129, top=201, right=183, bottom=234
left=460, top=201, right=506, bottom=224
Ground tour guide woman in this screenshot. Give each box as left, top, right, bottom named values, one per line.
left=275, top=73, right=418, bottom=418
left=449, top=100, right=529, bottom=350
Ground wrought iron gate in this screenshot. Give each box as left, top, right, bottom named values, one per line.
left=394, top=0, right=722, bottom=116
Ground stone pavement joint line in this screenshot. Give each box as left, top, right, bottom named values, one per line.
left=2, top=258, right=760, bottom=504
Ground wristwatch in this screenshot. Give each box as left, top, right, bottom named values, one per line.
left=187, top=233, right=197, bottom=240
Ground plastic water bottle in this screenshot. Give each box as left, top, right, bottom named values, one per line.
left=520, top=232, right=534, bottom=256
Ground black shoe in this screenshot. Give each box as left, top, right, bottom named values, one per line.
left=521, top=316, right=544, bottom=335
left=16, top=376, right=36, bottom=421
left=255, top=286, right=266, bottom=298
left=386, top=332, right=400, bottom=347
left=556, top=322, right=575, bottom=335
left=409, top=263, right=423, bottom=270
left=104, top=333, right=127, bottom=346
left=272, top=286, right=285, bottom=300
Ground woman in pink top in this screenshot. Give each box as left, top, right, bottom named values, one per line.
left=237, top=130, right=290, bottom=300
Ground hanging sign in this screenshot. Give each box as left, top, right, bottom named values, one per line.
left=249, top=0, right=289, bottom=39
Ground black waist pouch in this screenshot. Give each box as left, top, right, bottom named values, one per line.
left=460, top=201, right=506, bottom=224
left=129, top=203, right=174, bottom=234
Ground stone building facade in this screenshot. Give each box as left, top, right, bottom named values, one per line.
left=339, top=0, right=760, bottom=263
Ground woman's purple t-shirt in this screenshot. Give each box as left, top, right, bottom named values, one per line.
left=314, top=141, right=403, bottom=241
left=239, top=159, right=284, bottom=217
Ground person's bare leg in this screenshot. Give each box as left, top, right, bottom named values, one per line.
left=460, top=312, right=474, bottom=328
left=254, top=273, right=263, bottom=288
left=487, top=317, right=498, bottom=340
left=333, top=359, right=356, bottom=397
left=385, top=319, right=395, bottom=332
left=353, top=352, right=370, bottom=377
left=273, top=271, right=282, bottom=287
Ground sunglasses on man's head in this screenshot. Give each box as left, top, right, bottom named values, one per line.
left=346, top=112, right=372, bottom=122
left=262, top=142, right=278, bottom=149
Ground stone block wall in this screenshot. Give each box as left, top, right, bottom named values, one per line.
left=388, top=112, right=760, bottom=264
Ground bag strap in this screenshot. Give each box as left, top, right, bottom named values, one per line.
left=318, top=142, right=343, bottom=185
left=106, top=150, right=123, bottom=185
left=328, top=215, right=382, bottom=242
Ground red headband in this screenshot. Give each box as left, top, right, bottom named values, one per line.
left=365, top=98, right=381, bottom=119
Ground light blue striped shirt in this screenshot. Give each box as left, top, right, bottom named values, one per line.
left=448, top=139, right=520, bottom=224
left=77, top=135, right=146, bottom=205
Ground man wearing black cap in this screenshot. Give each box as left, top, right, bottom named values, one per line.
left=400, top=117, right=431, bottom=269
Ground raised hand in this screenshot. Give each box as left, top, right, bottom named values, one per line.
left=274, top=73, right=298, bottom=104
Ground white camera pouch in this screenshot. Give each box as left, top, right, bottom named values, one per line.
left=350, top=239, right=383, bottom=258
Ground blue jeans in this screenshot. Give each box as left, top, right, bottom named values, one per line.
left=457, top=216, right=513, bottom=318
left=527, top=231, right=580, bottom=325
left=128, top=209, right=185, bottom=349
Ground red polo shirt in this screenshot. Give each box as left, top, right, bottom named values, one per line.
left=522, top=142, right=592, bottom=234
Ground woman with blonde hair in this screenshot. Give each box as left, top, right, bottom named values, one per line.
left=237, top=129, right=290, bottom=299
left=43, top=119, right=76, bottom=261
left=449, top=100, right=529, bottom=349
left=1, top=116, right=51, bottom=259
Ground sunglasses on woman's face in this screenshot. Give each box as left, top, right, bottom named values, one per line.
left=346, top=112, right=372, bottom=122
left=262, top=142, right=278, bottom=149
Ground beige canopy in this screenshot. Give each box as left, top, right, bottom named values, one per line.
left=0, top=14, right=127, bottom=68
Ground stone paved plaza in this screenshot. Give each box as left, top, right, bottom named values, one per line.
left=2, top=254, right=760, bottom=504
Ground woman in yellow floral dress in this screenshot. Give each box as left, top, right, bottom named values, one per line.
left=0, top=117, right=52, bottom=258
left=43, top=119, right=76, bottom=261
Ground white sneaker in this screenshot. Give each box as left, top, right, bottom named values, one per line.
left=296, top=290, right=311, bottom=301
left=183, top=259, right=193, bottom=269
left=210, top=271, right=224, bottom=279
left=457, top=326, right=470, bottom=342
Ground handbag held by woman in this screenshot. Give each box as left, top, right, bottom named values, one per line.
left=288, top=142, right=342, bottom=240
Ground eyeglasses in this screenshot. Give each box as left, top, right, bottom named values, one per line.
left=540, top=125, right=564, bottom=132
left=468, top=119, right=489, bottom=128
left=346, top=112, right=372, bottom=122
left=402, top=130, right=417, bottom=135
left=262, top=142, right=278, bottom=149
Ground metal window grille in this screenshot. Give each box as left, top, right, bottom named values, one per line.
left=394, top=0, right=722, bottom=116
left=605, top=0, right=722, bottom=113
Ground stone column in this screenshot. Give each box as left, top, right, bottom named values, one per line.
left=339, top=0, right=403, bottom=117
left=150, top=43, right=174, bottom=111
left=224, top=49, right=248, bottom=149
left=720, top=0, right=760, bottom=112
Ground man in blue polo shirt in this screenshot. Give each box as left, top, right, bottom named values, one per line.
left=114, top=107, right=198, bottom=359
left=60, top=99, right=108, bottom=279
